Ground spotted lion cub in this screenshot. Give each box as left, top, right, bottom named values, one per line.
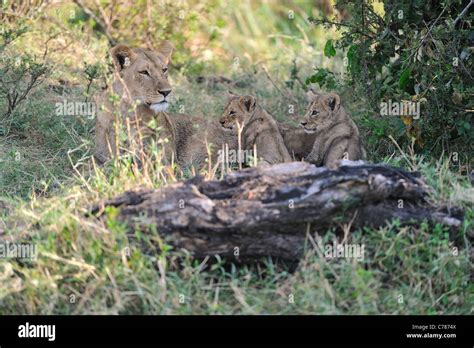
left=300, top=90, right=366, bottom=168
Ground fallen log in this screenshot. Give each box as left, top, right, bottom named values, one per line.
left=90, top=162, right=464, bottom=262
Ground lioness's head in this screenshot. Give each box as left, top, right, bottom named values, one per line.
left=219, top=91, right=258, bottom=130
left=300, top=90, right=341, bottom=134
left=110, top=42, right=173, bottom=113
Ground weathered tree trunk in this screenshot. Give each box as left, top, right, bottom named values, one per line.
left=90, top=162, right=464, bottom=262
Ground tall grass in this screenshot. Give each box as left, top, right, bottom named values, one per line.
left=0, top=108, right=472, bottom=314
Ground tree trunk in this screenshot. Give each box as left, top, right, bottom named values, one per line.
left=90, top=162, right=464, bottom=262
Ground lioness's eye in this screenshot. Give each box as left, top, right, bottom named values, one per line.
left=311, top=110, right=319, bottom=116
left=229, top=111, right=236, bottom=116
left=139, top=70, right=150, bottom=76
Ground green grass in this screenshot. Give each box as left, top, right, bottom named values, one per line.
left=0, top=73, right=472, bottom=314
left=0, top=197, right=471, bottom=314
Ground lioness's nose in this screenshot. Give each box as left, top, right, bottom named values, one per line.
left=220, top=119, right=225, bottom=125
left=159, top=90, right=171, bottom=98
left=300, top=121, right=307, bottom=126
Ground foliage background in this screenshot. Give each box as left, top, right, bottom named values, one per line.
left=309, top=0, right=473, bottom=163
left=0, top=0, right=472, bottom=315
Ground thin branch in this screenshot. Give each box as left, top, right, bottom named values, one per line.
left=310, top=18, right=376, bottom=40
left=72, top=0, right=116, bottom=46
left=453, top=0, right=474, bottom=26
left=404, top=6, right=448, bottom=64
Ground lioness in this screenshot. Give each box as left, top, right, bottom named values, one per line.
left=94, top=43, right=235, bottom=169
left=94, top=42, right=176, bottom=163
left=220, top=92, right=292, bottom=166
left=300, top=90, right=366, bottom=168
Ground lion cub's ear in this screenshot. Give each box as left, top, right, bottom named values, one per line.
left=157, top=40, right=174, bottom=65
left=324, top=93, right=341, bottom=112
left=226, top=90, right=239, bottom=101
left=239, top=95, right=257, bottom=113
left=110, top=44, right=137, bottom=71
left=306, top=88, right=320, bottom=102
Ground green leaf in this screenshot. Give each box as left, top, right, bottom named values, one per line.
left=399, top=68, right=411, bottom=90
left=347, top=45, right=356, bottom=65
left=216, top=18, right=226, bottom=28
left=324, top=39, right=336, bottom=57
left=305, top=68, right=327, bottom=85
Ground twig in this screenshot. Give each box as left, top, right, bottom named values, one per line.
left=405, top=6, right=448, bottom=64
left=388, top=135, right=416, bottom=171
left=453, top=0, right=474, bottom=26
left=236, top=119, right=244, bottom=171
left=310, top=18, right=375, bottom=40
left=72, top=0, right=116, bottom=46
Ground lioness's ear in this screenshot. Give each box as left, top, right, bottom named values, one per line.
left=306, top=88, right=320, bottom=102
left=226, top=90, right=239, bottom=101
left=157, top=40, right=174, bottom=64
left=110, top=44, right=136, bottom=71
left=325, top=93, right=341, bottom=112
left=240, top=95, right=257, bottom=113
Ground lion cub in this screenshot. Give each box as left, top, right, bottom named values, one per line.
left=300, top=91, right=365, bottom=168
left=219, top=92, right=292, bottom=166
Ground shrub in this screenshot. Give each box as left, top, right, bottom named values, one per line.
left=0, top=27, right=49, bottom=134
left=308, top=0, right=473, bottom=164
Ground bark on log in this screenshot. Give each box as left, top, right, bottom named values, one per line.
left=90, top=162, right=464, bottom=262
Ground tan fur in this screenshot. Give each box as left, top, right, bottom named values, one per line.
left=94, top=43, right=235, bottom=170
left=94, top=42, right=176, bottom=163
left=219, top=92, right=292, bottom=166
left=300, top=91, right=366, bottom=168
left=278, top=123, right=316, bottom=161
left=173, top=113, right=237, bottom=170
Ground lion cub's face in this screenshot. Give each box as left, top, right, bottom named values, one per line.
left=219, top=92, right=257, bottom=130
left=300, top=91, right=341, bottom=134
left=110, top=42, right=173, bottom=113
